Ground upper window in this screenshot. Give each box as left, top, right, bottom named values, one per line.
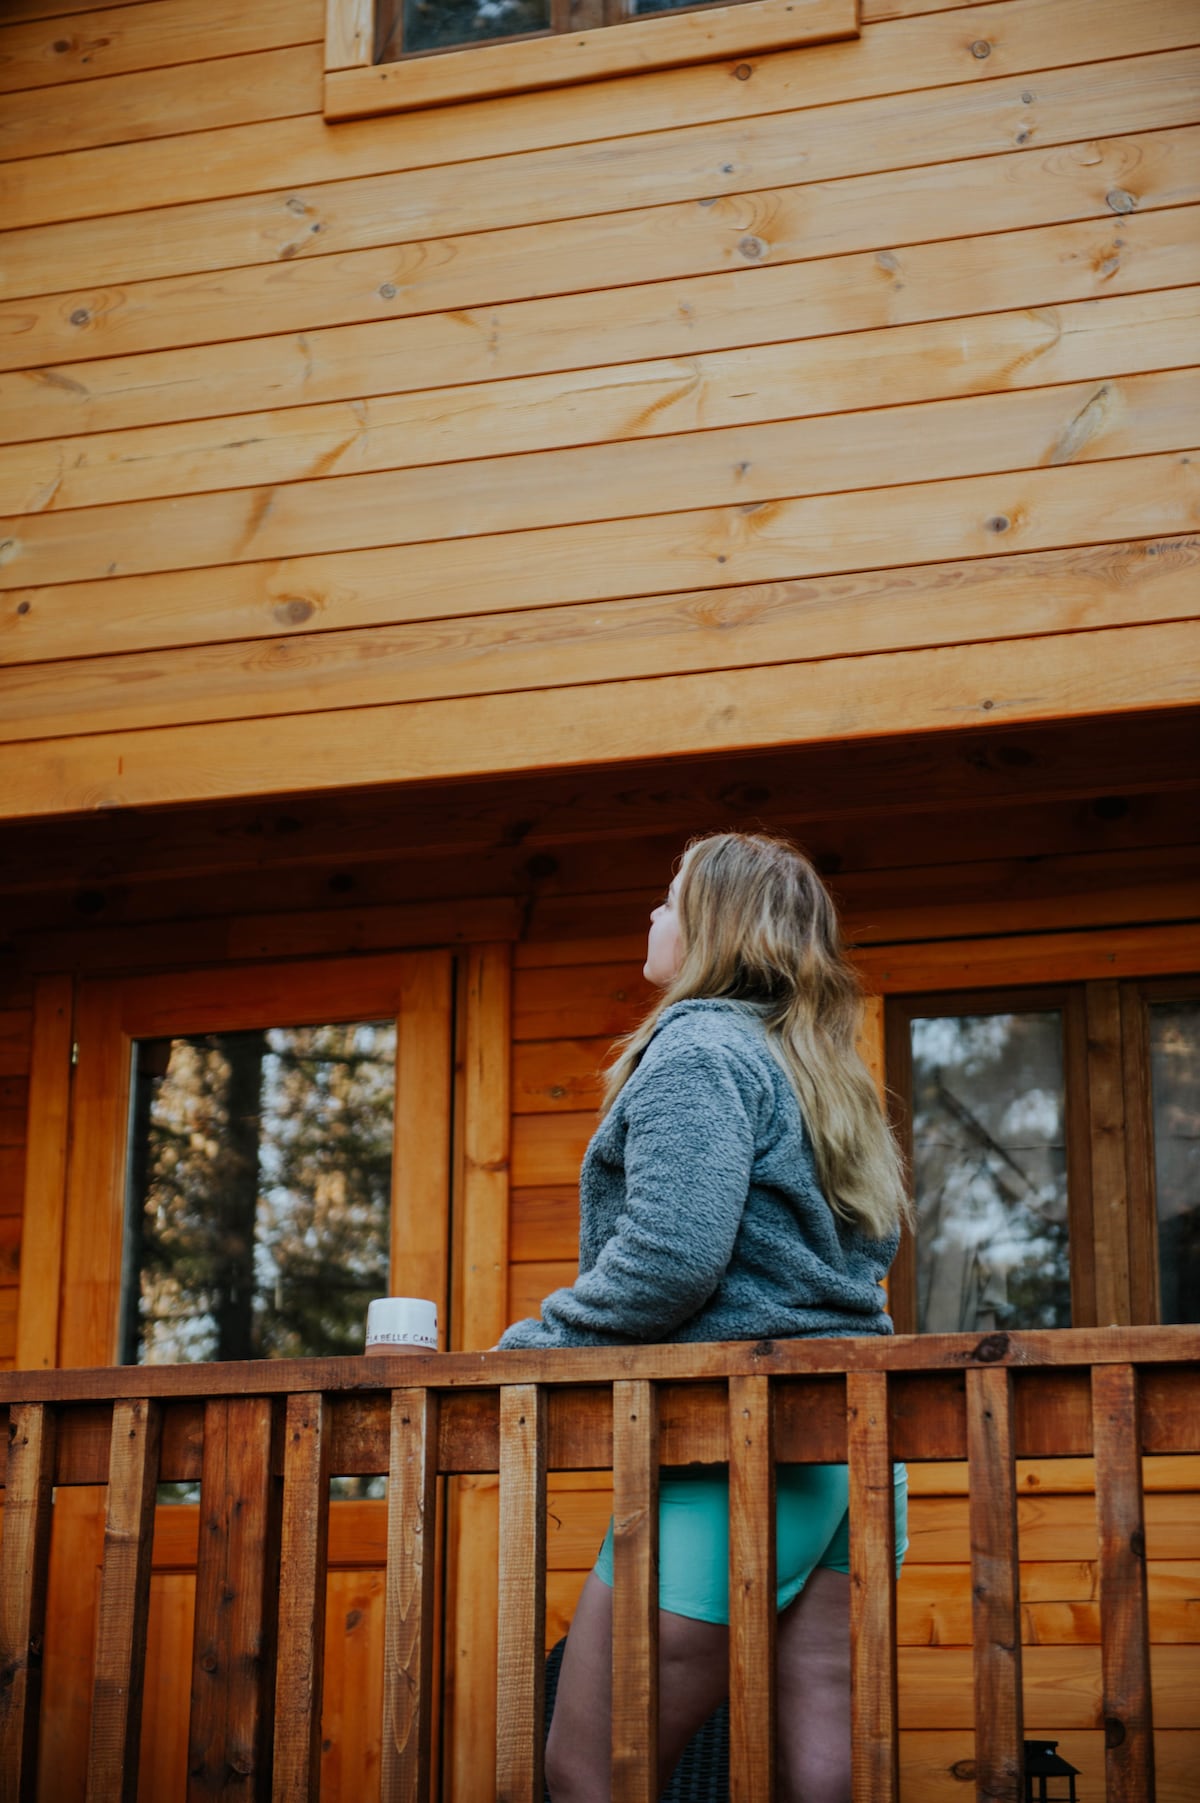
left=324, top=0, right=858, bottom=119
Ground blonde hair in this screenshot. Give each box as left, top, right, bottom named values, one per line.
left=602, top=833, right=909, bottom=1241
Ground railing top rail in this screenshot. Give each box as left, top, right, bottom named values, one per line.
left=2, top=1324, right=1197, bottom=1405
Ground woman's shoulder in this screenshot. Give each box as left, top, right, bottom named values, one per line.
left=642, top=998, right=775, bottom=1076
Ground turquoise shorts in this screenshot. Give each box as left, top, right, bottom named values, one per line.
left=594, top=1462, right=908, bottom=1625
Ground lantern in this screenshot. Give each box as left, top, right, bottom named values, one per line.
left=1023, top=1739, right=1081, bottom=1801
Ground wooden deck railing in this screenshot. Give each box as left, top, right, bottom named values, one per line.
left=1, top=1326, right=1197, bottom=1802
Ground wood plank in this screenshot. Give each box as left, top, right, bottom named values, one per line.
left=0, top=1402, right=56, bottom=1803
left=512, top=1116, right=596, bottom=1189
left=847, top=1371, right=899, bottom=1803
left=328, top=0, right=855, bottom=116
left=10, top=286, right=1197, bottom=520
left=8, top=527, right=1200, bottom=751
left=8, top=366, right=1194, bottom=591
left=85, top=1398, right=161, bottom=1803
left=610, top=1379, right=658, bottom=1803
left=496, top=1385, right=547, bottom=1803
left=1092, top=1365, right=1155, bottom=1801
left=1087, top=981, right=1132, bottom=1325
left=381, top=1389, right=438, bottom=1803
left=0, top=0, right=320, bottom=94
left=5, top=443, right=1195, bottom=678
left=13, top=973, right=71, bottom=1371
left=966, top=1367, right=1022, bottom=1802
left=271, top=1393, right=332, bottom=1803
left=5, top=613, right=1196, bottom=824
left=0, top=45, right=321, bottom=165
left=325, top=0, right=373, bottom=70
left=728, top=1373, right=775, bottom=1803
left=187, top=1397, right=280, bottom=1800
left=6, top=114, right=1196, bottom=375
left=392, top=952, right=454, bottom=1348
left=7, top=204, right=1193, bottom=445
left=459, top=946, right=512, bottom=1352
left=57, top=979, right=127, bottom=1368
left=445, top=1475, right=500, bottom=1800
left=859, top=919, right=1200, bottom=997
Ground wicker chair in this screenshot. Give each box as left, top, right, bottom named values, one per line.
left=544, top=1637, right=730, bottom=1802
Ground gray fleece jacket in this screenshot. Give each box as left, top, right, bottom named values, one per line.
left=499, top=997, right=898, bottom=1350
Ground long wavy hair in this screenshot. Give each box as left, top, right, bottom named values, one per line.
left=602, top=832, right=909, bottom=1241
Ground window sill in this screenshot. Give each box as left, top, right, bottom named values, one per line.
left=324, top=0, right=858, bottom=120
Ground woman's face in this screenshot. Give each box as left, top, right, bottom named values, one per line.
left=644, top=878, right=684, bottom=987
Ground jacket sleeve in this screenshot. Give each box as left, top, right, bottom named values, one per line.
left=498, top=1036, right=761, bottom=1349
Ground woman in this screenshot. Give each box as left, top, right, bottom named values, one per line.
left=498, top=832, right=909, bottom=1803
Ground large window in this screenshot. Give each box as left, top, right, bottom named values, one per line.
left=886, top=978, right=1200, bottom=1333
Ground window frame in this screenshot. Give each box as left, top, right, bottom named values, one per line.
left=885, top=974, right=1200, bottom=1335
left=323, top=0, right=859, bottom=120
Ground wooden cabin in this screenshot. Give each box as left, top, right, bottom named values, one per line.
left=0, top=0, right=1197, bottom=1796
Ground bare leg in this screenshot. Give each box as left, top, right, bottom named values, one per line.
left=544, top=1572, right=730, bottom=1803
left=775, top=1567, right=852, bottom=1803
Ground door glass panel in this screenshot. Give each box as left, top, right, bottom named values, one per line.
left=909, top=1011, right=1070, bottom=1332
left=121, top=1022, right=395, bottom=1365
left=1149, top=999, right=1200, bottom=1325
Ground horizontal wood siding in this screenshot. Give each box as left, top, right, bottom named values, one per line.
left=0, top=0, right=1198, bottom=817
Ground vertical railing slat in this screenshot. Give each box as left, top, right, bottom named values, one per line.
left=966, top=1366, right=1023, bottom=1803
left=728, top=1372, right=775, bottom=1803
left=187, top=1396, right=279, bottom=1801
left=612, top=1378, right=659, bottom=1803
left=1093, top=1363, right=1155, bottom=1802
left=85, top=1398, right=162, bottom=1803
left=381, top=1387, right=440, bottom=1803
left=0, top=1402, right=57, bottom=1803
left=847, top=1370, right=899, bottom=1803
left=273, top=1393, right=333, bottom=1803
left=496, top=1384, right=547, bottom=1803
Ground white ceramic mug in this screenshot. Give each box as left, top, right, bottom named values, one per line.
left=364, top=1296, right=438, bottom=1356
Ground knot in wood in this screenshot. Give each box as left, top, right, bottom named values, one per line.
left=986, top=515, right=1010, bottom=534
left=738, top=236, right=766, bottom=261
left=1104, top=1715, right=1127, bottom=1749
left=970, top=1331, right=1010, bottom=1363
left=378, top=283, right=398, bottom=300
left=70, top=308, right=90, bottom=327
left=969, top=38, right=990, bottom=57
left=1106, top=188, right=1137, bottom=214
left=733, top=62, right=752, bottom=79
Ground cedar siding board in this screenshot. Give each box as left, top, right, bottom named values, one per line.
left=0, top=0, right=1197, bottom=1796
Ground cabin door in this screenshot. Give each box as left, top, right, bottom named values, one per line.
left=35, top=949, right=454, bottom=1801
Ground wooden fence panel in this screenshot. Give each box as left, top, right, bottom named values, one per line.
left=611, top=1378, right=659, bottom=1803
left=966, top=1367, right=1023, bottom=1803
left=0, top=1401, right=56, bottom=1803
left=272, top=1393, right=332, bottom=1803
left=382, top=1388, right=439, bottom=1803
left=848, top=1370, right=899, bottom=1803
left=496, top=1385, right=547, bottom=1803
left=1093, top=1364, right=1156, bottom=1802
left=85, top=1398, right=161, bottom=1803
left=728, top=1373, right=775, bottom=1803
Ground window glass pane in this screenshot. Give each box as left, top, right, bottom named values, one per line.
left=910, top=1012, right=1070, bottom=1332
left=122, top=1022, right=395, bottom=1366
left=402, top=0, right=550, bottom=52
left=1149, top=1000, right=1200, bottom=1325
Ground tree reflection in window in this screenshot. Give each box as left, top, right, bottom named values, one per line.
left=910, top=1012, right=1070, bottom=1333
left=1149, top=1000, right=1200, bottom=1325
left=122, top=1023, right=394, bottom=1368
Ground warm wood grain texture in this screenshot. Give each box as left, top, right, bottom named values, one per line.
left=392, top=952, right=454, bottom=1348
left=496, top=1385, right=547, bottom=1803
left=327, top=0, right=857, bottom=116
left=1093, top=1364, right=1156, bottom=1801
left=382, top=1388, right=438, bottom=1802
left=460, top=945, right=512, bottom=1352
left=1088, top=981, right=1133, bottom=1326
left=611, top=1379, right=658, bottom=1803
left=14, top=973, right=72, bottom=1371
left=6, top=203, right=1193, bottom=443
left=187, top=1397, right=279, bottom=1799
left=325, top=0, right=373, bottom=70
left=0, top=1402, right=56, bottom=1803
left=57, top=979, right=128, bottom=1368
left=85, top=1398, right=161, bottom=1803
left=966, top=1367, right=1022, bottom=1802
left=728, top=1373, right=775, bottom=1803
left=847, top=1371, right=899, bottom=1803
left=272, top=1393, right=332, bottom=1803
